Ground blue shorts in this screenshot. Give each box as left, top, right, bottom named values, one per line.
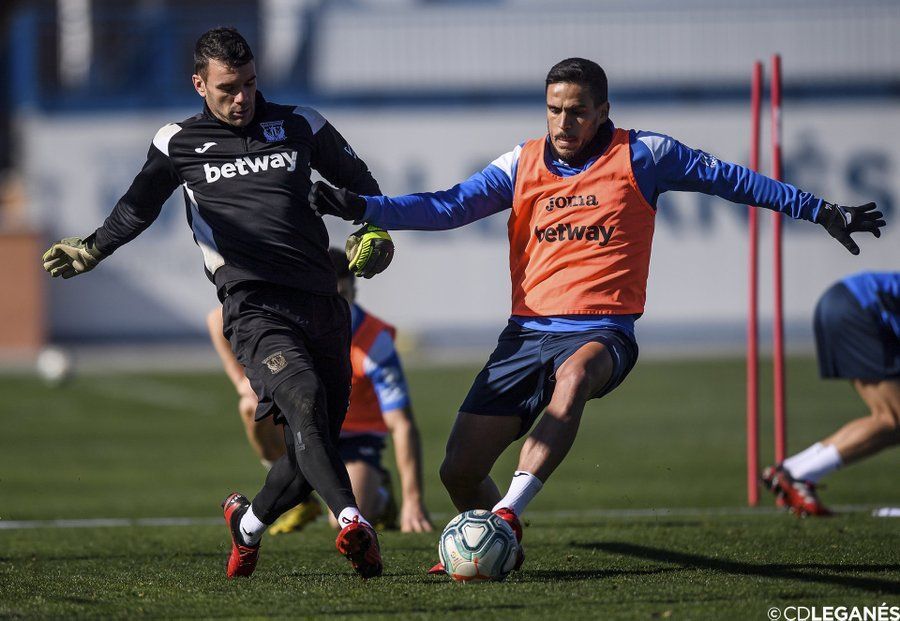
left=460, top=321, right=639, bottom=438
left=815, top=282, right=900, bottom=381
left=338, top=433, right=386, bottom=472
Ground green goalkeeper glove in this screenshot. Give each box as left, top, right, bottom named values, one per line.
left=42, top=235, right=105, bottom=279
left=346, top=225, right=394, bottom=278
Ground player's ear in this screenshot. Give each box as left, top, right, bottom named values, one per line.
left=597, top=101, right=610, bottom=123
left=192, top=74, right=207, bottom=98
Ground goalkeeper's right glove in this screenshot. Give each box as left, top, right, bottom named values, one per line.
left=42, top=235, right=105, bottom=279
left=814, top=201, right=884, bottom=255
left=308, top=181, right=367, bottom=222
left=346, top=224, right=394, bottom=278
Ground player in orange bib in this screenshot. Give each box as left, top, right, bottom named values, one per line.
left=309, top=58, right=885, bottom=573
left=208, top=248, right=432, bottom=534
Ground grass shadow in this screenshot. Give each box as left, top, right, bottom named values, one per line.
left=514, top=567, right=681, bottom=583
left=576, top=541, right=900, bottom=595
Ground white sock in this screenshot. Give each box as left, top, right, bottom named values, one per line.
left=238, top=505, right=267, bottom=546
left=492, top=470, right=543, bottom=516
left=337, top=506, right=372, bottom=529
left=260, top=459, right=274, bottom=471
left=783, top=442, right=824, bottom=472
left=783, top=443, right=842, bottom=483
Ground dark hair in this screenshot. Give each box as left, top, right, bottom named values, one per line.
left=545, top=58, right=608, bottom=105
left=194, top=27, right=254, bottom=78
left=328, top=247, right=351, bottom=279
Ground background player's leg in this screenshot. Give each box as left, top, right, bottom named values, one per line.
left=819, top=378, right=900, bottom=465
left=765, top=378, right=899, bottom=517
left=517, top=342, right=613, bottom=482
left=328, top=461, right=385, bottom=528
left=238, top=396, right=284, bottom=468
left=440, top=412, right=521, bottom=511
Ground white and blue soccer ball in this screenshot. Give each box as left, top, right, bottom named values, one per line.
left=438, top=509, right=518, bottom=582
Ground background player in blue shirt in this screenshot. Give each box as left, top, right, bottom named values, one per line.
left=763, top=272, right=900, bottom=516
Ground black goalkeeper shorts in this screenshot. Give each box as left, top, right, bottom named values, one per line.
left=221, top=282, right=352, bottom=425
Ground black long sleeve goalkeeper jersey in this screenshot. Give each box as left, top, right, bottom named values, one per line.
left=92, top=92, right=380, bottom=298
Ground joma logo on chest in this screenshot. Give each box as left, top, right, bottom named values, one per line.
left=544, top=194, right=598, bottom=212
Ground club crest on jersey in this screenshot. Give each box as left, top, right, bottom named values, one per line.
left=263, top=351, right=288, bottom=374
left=699, top=152, right=719, bottom=168
left=260, top=120, right=286, bottom=143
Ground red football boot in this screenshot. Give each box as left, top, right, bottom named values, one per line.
left=493, top=507, right=525, bottom=570
left=222, top=492, right=260, bottom=578
left=427, top=562, right=446, bottom=575
left=335, top=516, right=383, bottom=579
left=761, top=465, right=832, bottom=517
left=761, top=466, right=787, bottom=508
left=493, top=507, right=523, bottom=542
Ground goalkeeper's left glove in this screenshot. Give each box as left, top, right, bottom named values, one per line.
left=815, top=201, right=884, bottom=255
left=346, top=224, right=394, bottom=278
left=42, top=235, right=105, bottom=279
left=308, top=181, right=367, bottom=222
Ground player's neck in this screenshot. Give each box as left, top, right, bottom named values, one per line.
left=551, top=121, right=613, bottom=168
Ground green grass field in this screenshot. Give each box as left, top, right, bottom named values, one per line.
left=1, top=358, right=898, bottom=619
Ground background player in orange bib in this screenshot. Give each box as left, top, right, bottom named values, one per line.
left=208, top=248, right=432, bottom=533
left=310, top=58, right=885, bottom=573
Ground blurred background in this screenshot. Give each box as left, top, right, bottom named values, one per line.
left=1, top=0, right=898, bottom=372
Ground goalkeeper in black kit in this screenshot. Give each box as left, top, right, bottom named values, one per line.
left=41, top=27, right=393, bottom=580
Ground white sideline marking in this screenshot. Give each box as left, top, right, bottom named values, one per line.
left=0, top=517, right=221, bottom=530
left=0, top=505, right=882, bottom=531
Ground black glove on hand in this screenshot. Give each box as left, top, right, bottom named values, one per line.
left=308, top=181, right=367, bottom=222
left=815, top=201, right=885, bottom=255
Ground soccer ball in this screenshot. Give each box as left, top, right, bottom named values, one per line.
left=35, top=347, right=72, bottom=386
left=438, top=509, right=519, bottom=582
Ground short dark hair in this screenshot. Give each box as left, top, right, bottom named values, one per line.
left=328, top=247, right=351, bottom=279
left=194, top=27, right=254, bottom=78
left=545, top=58, right=608, bottom=105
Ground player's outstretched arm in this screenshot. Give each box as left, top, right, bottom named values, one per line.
left=814, top=201, right=885, bottom=255
left=640, top=131, right=886, bottom=254
left=309, top=181, right=367, bottom=221
left=383, top=406, right=433, bottom=533
left=309, top=152, right=516, bottom=232
left=42, top=128, right=182, bottom=280
left=42, top=235, right=105, bottom=279
left=206, top=307, right=250, bottom=393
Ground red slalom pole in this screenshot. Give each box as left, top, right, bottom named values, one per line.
left=771, top=54, right=787, bottom=464
left=747, top=60, right=762, bottom=506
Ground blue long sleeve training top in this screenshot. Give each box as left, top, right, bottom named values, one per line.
left=362, top=121, right=826, bottom=336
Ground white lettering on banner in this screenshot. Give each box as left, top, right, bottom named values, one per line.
left=204, top=151, right=298, bottom=183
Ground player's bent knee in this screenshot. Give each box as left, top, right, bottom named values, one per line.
left=439, top=458, right=483, bottom=491
left=875, top=407, right=900, bottom=434
left=556, top=365, right=591, bottom=395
